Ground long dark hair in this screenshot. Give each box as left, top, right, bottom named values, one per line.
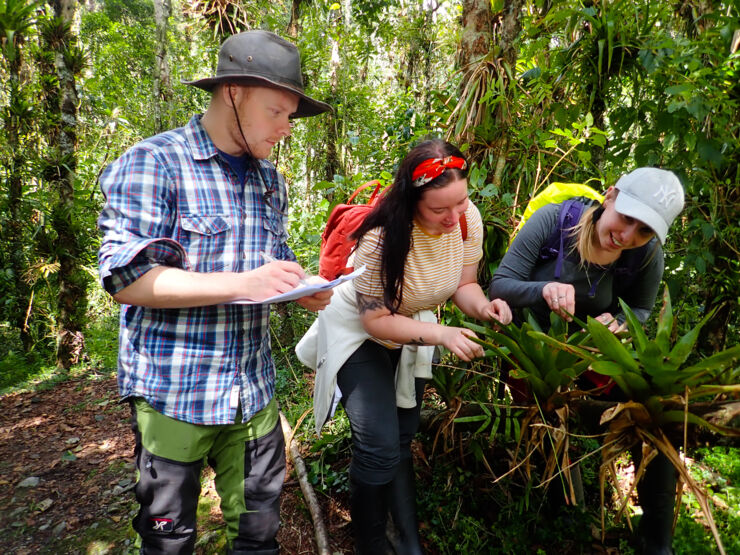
left=352, top=139, right=469, bottom=313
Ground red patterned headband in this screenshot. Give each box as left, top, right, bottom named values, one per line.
left=411, top=156, right=468, bottom=188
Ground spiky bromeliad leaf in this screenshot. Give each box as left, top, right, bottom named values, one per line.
left=679, top=345, right=740, bottom=380
left=619, top=372, right=653, bottom=402
left=590, top=360, right=625, bottom=376
left=638, top=340, right=667, bottom=376
left=618, top=298, right=648, bottom=352
left=655, top=286, right=673, bottom=354
left=587, top=316, right=640, bottom=372
left=659, top=410, right=740, bottom=437
left=527, top=330, right=597, bottom=364
left=664, top=307, right=717, bottom=371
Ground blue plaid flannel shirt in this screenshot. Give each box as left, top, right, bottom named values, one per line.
left=98, top=115, right=295, bottom=425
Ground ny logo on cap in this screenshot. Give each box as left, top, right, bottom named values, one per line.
left=653, top=184, right=678, bottom=208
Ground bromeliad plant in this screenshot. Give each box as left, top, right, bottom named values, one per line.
left=531, top=287, right=740, bottom=554
left=466, top=311, right=594, bottom=504
left=467, top=310, right=593, bottom=405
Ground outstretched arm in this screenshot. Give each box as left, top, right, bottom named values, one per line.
left=452, top=264, right=512, bottom=324
left=356, top=292, right=484, bottom=361
left=114, top=260, right=309, bottom=308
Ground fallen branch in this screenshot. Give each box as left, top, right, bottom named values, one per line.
left=279, top=411, right=331, bottom=555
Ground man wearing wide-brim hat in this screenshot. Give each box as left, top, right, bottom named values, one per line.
left=97, top=30, right=332, bottom=555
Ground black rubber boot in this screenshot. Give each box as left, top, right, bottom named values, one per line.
left=635, top=452, right=676, bottom=555
left=350, top=478, right=393, bottom=555
left=386, top=458, right=424, bottom=555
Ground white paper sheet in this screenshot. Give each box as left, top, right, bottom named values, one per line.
left=231, top=266, right=365, bottom=305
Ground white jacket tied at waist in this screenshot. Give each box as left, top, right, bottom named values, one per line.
left=296, top=280, right=436, bottom=435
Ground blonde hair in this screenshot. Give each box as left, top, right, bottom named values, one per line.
left=570, top=204, right=601, bottom=265
left=569, top=202, right=658, bottom=269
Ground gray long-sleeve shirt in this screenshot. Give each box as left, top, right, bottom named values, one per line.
left=489, top=202, right=664, bottom=329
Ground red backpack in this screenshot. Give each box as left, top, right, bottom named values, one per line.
left=318, top=180, right=468, bottom=280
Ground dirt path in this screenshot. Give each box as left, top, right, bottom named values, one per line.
left=0, top=373, right=352, bottom=554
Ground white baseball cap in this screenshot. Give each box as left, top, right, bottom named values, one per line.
left=613, top=167, right=685, bottom=244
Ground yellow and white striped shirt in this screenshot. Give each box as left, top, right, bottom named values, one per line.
left=353, top=202, right=483, bottom=318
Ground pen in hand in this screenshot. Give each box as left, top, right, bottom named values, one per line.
left=259, top=251, right=313, bottom=287
left=259, top=251, right=280, bottom=264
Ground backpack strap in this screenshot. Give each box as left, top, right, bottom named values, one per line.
left=459, top=212, right=467, bottom=241
left=347, top=180, right=384, bottom=204
left=539, top=199, right=585, bottom=279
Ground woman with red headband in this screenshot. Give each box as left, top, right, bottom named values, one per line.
left=297, top=139, right=511, bottom=553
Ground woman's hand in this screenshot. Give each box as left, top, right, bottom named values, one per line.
left=296, top=289, right=333, bottom=312
left=440, top=327, right=484, bottom=362
left=594, top=312, right=626, bottom=334
left=481, top=298, right=512, bottom=325
left=542, top=282, right=575, bottom=321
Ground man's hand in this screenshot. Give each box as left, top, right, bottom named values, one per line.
left=542, top=282, right=576, bottom=321
left=240, top=260, right=306, bottom=301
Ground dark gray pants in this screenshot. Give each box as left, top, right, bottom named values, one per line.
left=337, top=339, right=425, bottom=485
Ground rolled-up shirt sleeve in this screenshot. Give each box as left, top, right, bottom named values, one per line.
left=97, top=146, right=189, bottom=295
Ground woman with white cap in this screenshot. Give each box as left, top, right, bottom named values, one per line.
left=489, top=167, right=685, bottom=554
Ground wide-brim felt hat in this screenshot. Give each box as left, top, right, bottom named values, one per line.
left=183, top=30, right=331, bottom=118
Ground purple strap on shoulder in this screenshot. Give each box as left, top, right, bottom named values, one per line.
left=553, top=200, right=584, bottom=279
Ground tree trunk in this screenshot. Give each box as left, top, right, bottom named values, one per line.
left=458, top=0, right=493, bottom=71
left=153, top=0, right=174, bottom=133
left=4, top=88, right=33, bottom=352
left=452, top=1, right=522, bottom=160
left=286, top=0, right=303, bottom=37
left=0, top=8, right=34, bottom=351
left=323, top=9, right=341, bottom=185
left=48, top=0, right=88, bottom=369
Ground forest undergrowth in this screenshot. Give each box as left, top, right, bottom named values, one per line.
left=1, top=311, right=737, bottom=554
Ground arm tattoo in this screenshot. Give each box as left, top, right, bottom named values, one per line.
left=356, top=292, right=385, bottom=314
left=406, top=337, right=430, bottom=346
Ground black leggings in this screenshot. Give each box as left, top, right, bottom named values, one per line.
left=337, top=339, right=426, bottom=485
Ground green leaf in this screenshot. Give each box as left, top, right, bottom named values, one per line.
left=665, top=307, right=716, bottom=371
left=544, top=367, right=565, bottom=390
left=659, top=410, right=739, bottom=436
left=517, top=323, right=546, bottom=370
left=655, top=287, right=673, bottom=354
left=637, top=341, right=666, bottom=375
left=485, top=331, right=541, bottom=378
left=527, top=331, right=597, bottom=363
left=618, top=299, right=648, bottom=353
left=587, top=317, right=640, bottom=371
left=463, top=321, right=489, bottom=335
left=665, top=83, right=693, bottom=96
left=650, top=371, right=691, bottom=394
left=620, top=372, right=652, bottom=401
left=590, top=360, right=625, bottom=376
left=528, top=374, right=552, bottom=400
left=610, top=375, right=634, bottom=398
left=680, top=345, right=740, bottom=376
